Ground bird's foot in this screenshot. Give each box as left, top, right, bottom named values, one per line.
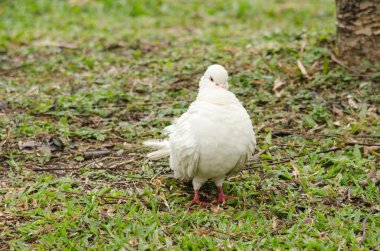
left=190, top=189, right=211, bottom=207
left=215, top=195, right=237, bottom=204
left=190, top=198, right=211, bottom=207
left=214, top=186, right=237, bottom=204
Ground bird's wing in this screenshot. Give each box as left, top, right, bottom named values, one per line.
left=169, top=111, right=200, bottom=181
left=227, top=134, right=256, bottom=177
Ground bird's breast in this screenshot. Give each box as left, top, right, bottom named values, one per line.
left=187, top=102, right=254, bottom=177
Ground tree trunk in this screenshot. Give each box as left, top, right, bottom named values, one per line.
left=336, top=0, right=380, bottom=64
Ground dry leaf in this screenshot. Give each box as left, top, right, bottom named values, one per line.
left=300, top=40, right=307, bottom=53
left=211, top=205, right=222, bottom=213
left=160, top=194, right=170, bottom=211
left=333, top=121, right=341, bottom=127
left=122, top=142, right=134, bottom=149
left=107, top=66, right=119, bottom=76
left=297, top=59, right=308, bottom=76
left=128, top=237, right=138, bottom=247
left=292, top=165, right=300, bottom=180
left=19, top=140, right=41, bottom=151
left=347, top=95, right=359, bottom=109
left=367, top=106, right=379, bottom=119
left=273, top=78, right=284, bottom=91
left=151, top=177, right=163, bottom=195
left=275, top=89, right=285, bottom=98
left=368, top=168, right=378, bottom=184
left=332, top=105, right=344, bottom=117
left=198, top=228, right=212, bottom=237
left=272, top=216, right=278, bottom=229
left=252, top=79, right=265, bottom=85
left=363, top=146, right=380, bottom=154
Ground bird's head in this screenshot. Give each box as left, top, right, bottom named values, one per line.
left=200, top=64, right=229, bottom=90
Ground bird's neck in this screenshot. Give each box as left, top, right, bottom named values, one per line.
left=196, top=86, right=237, bottom=105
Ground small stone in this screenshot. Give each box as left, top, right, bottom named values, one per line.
left=359, top=180, right=368, bottom=186
left=0, top=101, right=7, bottom=110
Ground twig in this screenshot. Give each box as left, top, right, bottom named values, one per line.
left=345, top=142, right=380, bottom=147
left=30, top=159, right=135, bottom=172
left=83, top=150, right=112, bottom=159
left=252, top=148, right=267, bottom=160
left=271, top=129, right=380, bottom=139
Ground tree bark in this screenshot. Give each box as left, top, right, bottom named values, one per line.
left=336, top=0, right=380, bottom=64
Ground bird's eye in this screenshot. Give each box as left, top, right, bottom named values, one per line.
left=210, top=77, right=214, bottom=82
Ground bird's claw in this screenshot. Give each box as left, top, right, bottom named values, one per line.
left=214, top=195, right=237, bottom=204
left=190, top=198, right=211, bottom=207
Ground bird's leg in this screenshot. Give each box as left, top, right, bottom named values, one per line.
left=190, top=189, right=210, bottom=207
left=216, top=186, right=237, bottom=204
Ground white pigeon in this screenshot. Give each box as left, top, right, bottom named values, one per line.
left=144, top=64, right=256, bottom=206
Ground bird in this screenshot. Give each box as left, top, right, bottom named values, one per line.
left=144, top=64, right=256, bottom=206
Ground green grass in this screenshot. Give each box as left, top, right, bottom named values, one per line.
left=1, top=0, right=380, bottom=250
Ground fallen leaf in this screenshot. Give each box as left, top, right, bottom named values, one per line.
left=300, top=40, right=307, bottom=53
left=273, top=78, right=284, bottom=91
left=347, top=95, right=359, bottom=109
left=292, top=165, right=300, bottom=180
left=297, top=59, right=308, bottom=76
left=107, top=66, right=119, bottom=76
left=150, top=177, right=163, bottom=195
left=211, top=205, right=222, bottom=213
left=275, top=89, right=285, bottom=98
left=128, top=237, right=138, bottom=247
left=18, top=141, right=41, bottom=151
left=363, top=146, right=380, bottom=154
left=367, top=106, right=379, bottom=119
left=332, top=105, right=344, bottom=117
left=368, top=168, right=379, bottom=184
left=198, top=227, right=212, bottom=237
left=252, top=79, right=265, bottom=85
left=272, top=216, right=278, bottom=229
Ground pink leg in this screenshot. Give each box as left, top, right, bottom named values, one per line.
left=216, top=186, right=237, bottom=204
left=190, top=189, right=210, bottom=207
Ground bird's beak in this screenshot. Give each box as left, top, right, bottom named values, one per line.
left=216, top=83, right=227, bottom=89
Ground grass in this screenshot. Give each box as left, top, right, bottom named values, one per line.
left=1, top=0, right=380, bottom=250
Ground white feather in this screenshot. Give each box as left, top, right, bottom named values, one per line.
left=143, top=140, right=170, bottom=160
left=144, top=64, right=256, bottom=196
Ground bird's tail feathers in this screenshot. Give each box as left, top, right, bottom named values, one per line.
left=143, top=140, right=170, bottom=160
left=163, top=125, right=175, bottom=135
